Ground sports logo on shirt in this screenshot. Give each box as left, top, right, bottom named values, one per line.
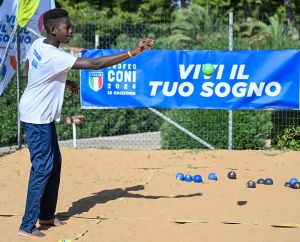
left=89, top=71, right=103, bottom=92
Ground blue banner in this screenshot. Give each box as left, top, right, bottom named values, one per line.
left=80, top=49, right=300, bottom=110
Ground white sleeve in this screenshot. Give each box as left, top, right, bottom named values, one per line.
left=53, top=49, right=77, bottom=73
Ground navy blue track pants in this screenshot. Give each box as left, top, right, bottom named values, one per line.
left=20, top=122, right=61, bottom=233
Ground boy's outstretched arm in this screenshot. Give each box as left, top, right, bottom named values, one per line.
left=72, top=38, right=154, bottom=70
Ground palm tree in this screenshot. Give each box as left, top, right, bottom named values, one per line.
left=165, top=4, right=228, bottom=49
left=239, top=14, right=295, bottom=49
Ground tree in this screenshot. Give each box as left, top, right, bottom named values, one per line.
left=163, top=4, right=228, bottom=49
left=284, top=0, right=294, bottom=23
left=283, top=0, right=299, bottom=40
left=242, top=0, right=252, bottom=22
left=181, top=0, right=188, bottom=8
left=239, top=14, right=297, bottom=49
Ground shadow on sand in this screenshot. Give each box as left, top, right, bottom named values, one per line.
left=55, top=185, right=202, bottom=222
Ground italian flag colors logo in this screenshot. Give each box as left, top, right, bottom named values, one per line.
left=89, top=72, right=103, bottom=92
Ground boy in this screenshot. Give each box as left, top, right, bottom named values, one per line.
left=18, top=8, right=154, bottom=238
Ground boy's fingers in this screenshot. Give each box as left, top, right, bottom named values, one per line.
left=140, top=38, right=154, bottom=46
left=135, top=38, right=154, bottom=52
left=143, top=37, right=154, bottom=41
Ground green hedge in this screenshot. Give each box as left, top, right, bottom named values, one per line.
left=0, top=70, right=162, bottom=146
left=160, top=110, right=273, bottom=149
left=276, top=126, right=300, bottom=150
left=56, top=70, right=162, bottom=140
left=0, top=78, right=19, bottom=146
left=271, top=110, right=300, bottom=146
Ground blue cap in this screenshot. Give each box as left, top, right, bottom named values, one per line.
left=289, top=178, right=298, bottom=185
left=194, top=174, right=203, bottom=183
left=185, top=174, right=193, bottom=182
left=208, top=172, right=217, bottom=180
left=176, top=172, right=185, bottom=181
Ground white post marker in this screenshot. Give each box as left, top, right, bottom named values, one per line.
left=72, top=122, right=77, bottom=148
left=64, top=116, right=85, bottom=149
left=95, top=34, right=99, bottom=49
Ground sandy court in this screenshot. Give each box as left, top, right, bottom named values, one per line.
left=1, top=148, right=300, bottom=242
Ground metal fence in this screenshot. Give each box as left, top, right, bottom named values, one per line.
left=1, top=11, right=300, bottom=151
left=58, top=12, right=300, bottom=150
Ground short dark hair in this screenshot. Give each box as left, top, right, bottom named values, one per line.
left=43, top=8, right=69, bottom=33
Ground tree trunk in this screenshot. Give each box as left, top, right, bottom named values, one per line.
left=284, top=0, right=294, bottom=23
left=180, top=0, right=188, bottom=8
left=284, top=0, right=299, bottom=40
left=243, top=0, right=252, bottom=22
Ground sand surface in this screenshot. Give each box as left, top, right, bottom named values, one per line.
left=1, top=148, right=300, bottom=242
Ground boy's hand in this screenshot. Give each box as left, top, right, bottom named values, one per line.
left=131, top=38, right=155, bottom=56
left=66, top=80, right=78, bottom=95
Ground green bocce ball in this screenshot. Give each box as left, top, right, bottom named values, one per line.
left=202, top=63, right=215, bottom=76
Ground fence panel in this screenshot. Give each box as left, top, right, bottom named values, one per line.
left=0, top=12, right=299, bottom=151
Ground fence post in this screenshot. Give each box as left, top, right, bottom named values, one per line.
left=228, top=12, right=234, bottom=150
left=17, top=25, right=22, bottom=149
left=72, top=122, right=77, bottom=148
left=95, top=34, right=99, bottom=49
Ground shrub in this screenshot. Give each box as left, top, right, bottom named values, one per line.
left=233, top=110, right=273, bottom=149
left=0, top=79, right=18, bottom=146
left=56, top=70, right=162, bottom=140
left=270, top=110, right=300, bottom=146
left=160, top=110, right=272, bottom=149
left=276, top=126, right=300, bottom=150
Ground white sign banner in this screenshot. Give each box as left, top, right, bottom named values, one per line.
left=0, top=0, right=55, bottom=95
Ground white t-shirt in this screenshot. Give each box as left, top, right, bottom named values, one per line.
left=20, top=38, right=77, bottom=124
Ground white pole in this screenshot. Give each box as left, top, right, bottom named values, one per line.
left=229, top=12, right=234, bottom=51
left=95, top=34, right=99, bottom=49
left=228, top=12, right=234, bottom=150
left=26, top=26, right=43, bottom=38
left=16, top=26, right=22, bottom=149
left=72, top=122, right=77, bottom=148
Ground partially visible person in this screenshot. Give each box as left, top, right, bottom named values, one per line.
left=19, top=8, right=154, bottom=238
